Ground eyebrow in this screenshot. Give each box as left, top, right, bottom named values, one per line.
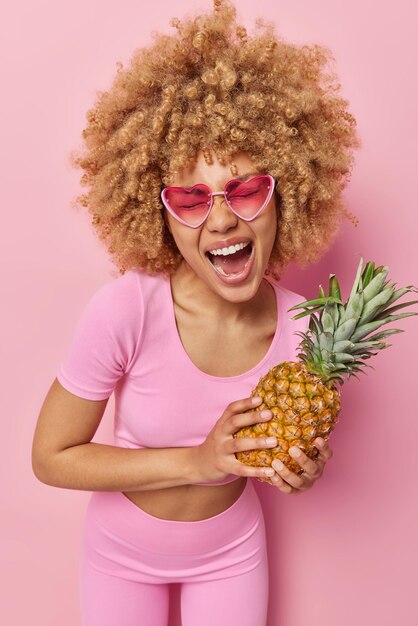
left=161, top=171, right=261, bottom=190
left=234, top=171, right=261, bottom=181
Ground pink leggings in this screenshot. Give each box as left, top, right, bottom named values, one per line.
left=79, top=478, right=269, bottom=625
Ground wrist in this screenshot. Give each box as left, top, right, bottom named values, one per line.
left=186, top=445, right=206, bottom=484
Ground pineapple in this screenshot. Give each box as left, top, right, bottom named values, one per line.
left=234, top=258, right=418, bottom=482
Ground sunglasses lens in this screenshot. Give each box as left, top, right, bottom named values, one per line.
left=225, top=176, right=272, bottom=219
left=163, top=176, right=273, bottom=226
left=163, top=185, right=210, bottom=227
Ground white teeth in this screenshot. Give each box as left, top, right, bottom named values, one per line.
left=208, top=241, right=251, bottom=256
left=211, top=245, right=254, bottom=277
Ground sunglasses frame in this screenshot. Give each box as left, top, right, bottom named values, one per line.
left=161, top=174, right=276, bottom=228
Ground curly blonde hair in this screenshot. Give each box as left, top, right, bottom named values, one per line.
left=70, top=0, right=361, bottom=280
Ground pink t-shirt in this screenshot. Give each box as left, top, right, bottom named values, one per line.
left=57, top=269, right=309, bottom=486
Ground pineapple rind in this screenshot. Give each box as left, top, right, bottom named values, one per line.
left=234, top=361, right=341, bottom=483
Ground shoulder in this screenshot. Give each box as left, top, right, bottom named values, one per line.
left=88, top=269, right=140, bottom=306
left=69, top=270, right=145, bottom=351
left=57, top=270, right=168, bottom=398
left=85, top=268, right=165, bottom=317
left=81, top=269, right=169, bottom=345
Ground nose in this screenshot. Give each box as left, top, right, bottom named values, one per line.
left=205, top=194, right=238, bottom=232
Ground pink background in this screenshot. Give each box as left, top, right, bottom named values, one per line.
left=2, top=0, right=417, bottom=624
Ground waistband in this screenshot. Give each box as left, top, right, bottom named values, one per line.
left=85, top=477, right=263, bottom=556
left=81, top=477, right=267, bottom=583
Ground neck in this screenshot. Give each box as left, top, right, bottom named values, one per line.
left=170, top=260, right=273, bottom=324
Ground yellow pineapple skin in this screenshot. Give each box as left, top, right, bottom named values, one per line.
left=234, top=361, right=341, bottom=484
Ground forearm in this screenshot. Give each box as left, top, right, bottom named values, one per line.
left=34, top=442, right=201, bottom=492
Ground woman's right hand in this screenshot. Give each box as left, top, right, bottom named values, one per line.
left=192, top=396, right=277, bottom=483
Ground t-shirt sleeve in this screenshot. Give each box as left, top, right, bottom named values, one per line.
left=56, top=273, right=142, bottom=400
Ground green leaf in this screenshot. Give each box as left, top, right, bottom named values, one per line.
left=313, top=345, right=323, bottom=361
left=295, top=338, right=313, bottom=355
left=356, top=286, right=394, bottom=325
left=374, top=299, right=418, bottom=320
left=361, top=261, right=375, bottom=288
left=309, top=314, right=323, bottom=336
left=387, top=287, right=416, bottom=303
left=350, top=312, right=417, bottom=343
left=329, top=275, right=342, bottom=300
left=312, top=332, right=321, bottom=348
left=321, top=348, right=332, bottom=363
left=333, top=339, right=354, bottom=352
left=328, top=374, right=345, bottom=385
left=351, top=341, right=385, bottom=358
left=350, top=319, right=386, bottom=343
left=351, top=340, right=386, bottom=352
left=348, top=257, right=364, bottom=304
left=353, top=360, right=375, bottom=371
left=340, top=291, right=364, bottom=325
left=330, top=302, right=340, bottom=328
left=319, top=332, right=334, bottom=353
left=364, top=328, right=404, bottom=342
left=291, top=308, right=319, bottom=320
left=288, top=296, right=341, bottom=311
left=382, top=312, right=418, bottom=323
left=321, top=306, right=335, bottom=334
left=334, top=317, right=358, bottom=342
left=362, top=269, right=389, bottom=303
left=328, top=363, right=349, bottom=370
left=334, top=353, right=355, bottom=363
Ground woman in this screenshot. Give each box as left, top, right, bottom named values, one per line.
left=31, top=1, right=360, bottom=624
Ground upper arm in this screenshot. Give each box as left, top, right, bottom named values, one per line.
left=55, top=275, right=141, bottom=401
left=31, top=378, right=109, bottom=479
left=32, top=273, right=141, bottom=480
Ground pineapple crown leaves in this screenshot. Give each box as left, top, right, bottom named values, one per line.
left=288, top=257, right=418, bottom=386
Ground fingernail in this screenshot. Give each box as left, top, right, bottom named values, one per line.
left=289, top=447, right=301, bottom=458
left=252, top=396, right=262, bottom=405
left=316, top=438, right=324, bottom=447
left=266, top=437, right=277, bottom=446
left=261, top=410, right=271, bottom=419
left=274, top=459, right=284, bottom=470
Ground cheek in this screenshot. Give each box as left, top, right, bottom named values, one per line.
left=261, top=209, right=278, bottom=253
left=266, top=229, right=277, bottom=259
left=164, top=209, right=175, bottom=236
left=167, top=227, right=199, bottom=261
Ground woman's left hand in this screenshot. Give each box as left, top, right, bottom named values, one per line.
left=270, top=438, right=333, bottom=495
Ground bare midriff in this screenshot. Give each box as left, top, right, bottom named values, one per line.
left=122, top=477, right=247, bottom=521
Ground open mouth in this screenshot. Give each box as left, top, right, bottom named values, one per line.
left=205, top=241, right=254, bottom=277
